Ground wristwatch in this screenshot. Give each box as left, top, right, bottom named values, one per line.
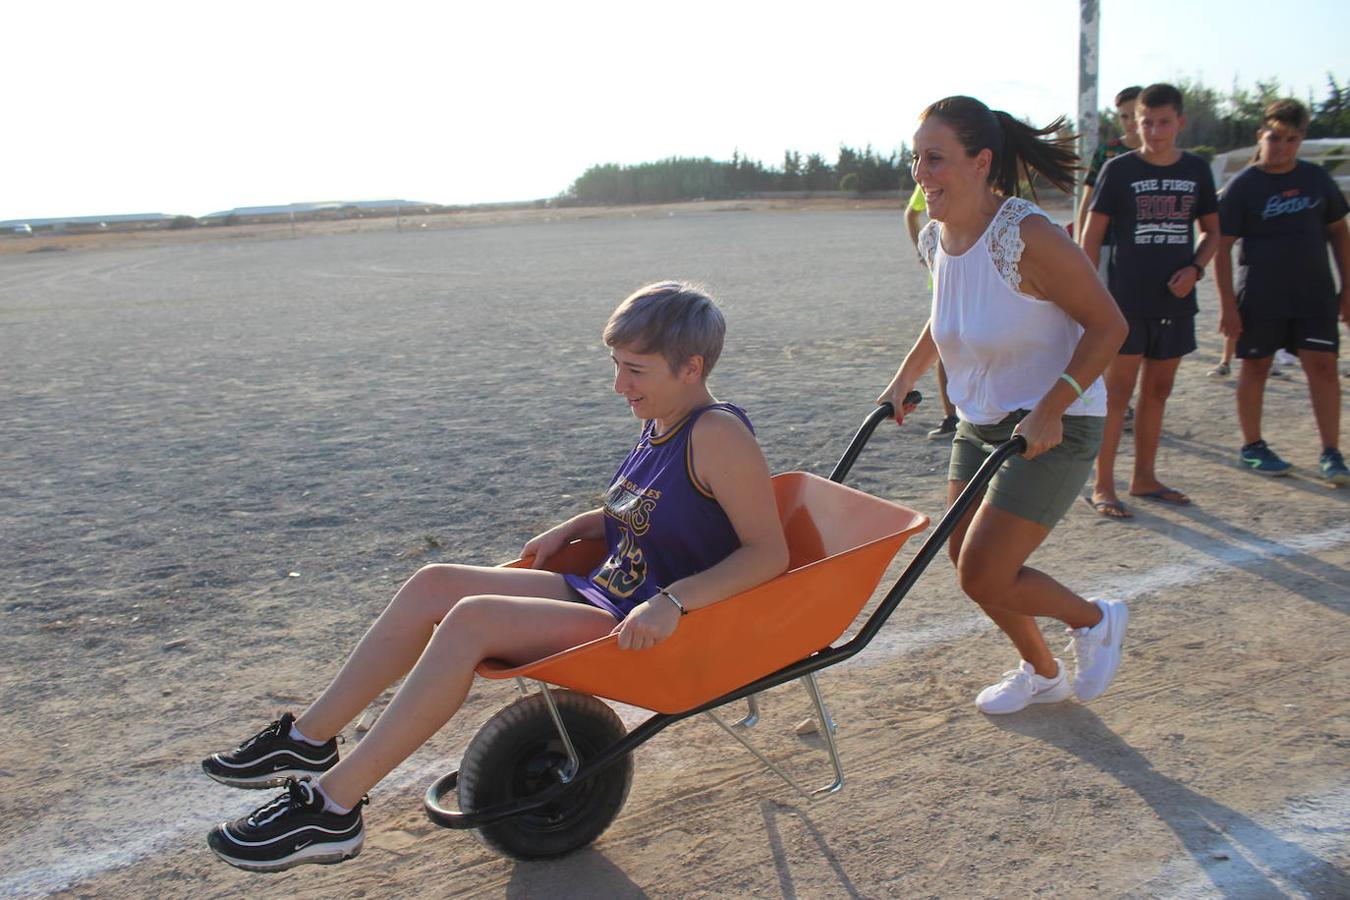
left=1190, top=262, right=1205, bottom=280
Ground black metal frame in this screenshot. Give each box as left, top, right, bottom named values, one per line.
left=426, top=398, right=1026, bottom=829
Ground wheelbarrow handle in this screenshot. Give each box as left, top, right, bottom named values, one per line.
left=828, top=391, right=922, bottom=483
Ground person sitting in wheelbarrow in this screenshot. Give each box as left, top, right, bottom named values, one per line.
left=201, top=281, right=790, bottom=872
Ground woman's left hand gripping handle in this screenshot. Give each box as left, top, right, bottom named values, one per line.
left=1011, top=407, right=1062, bottom=460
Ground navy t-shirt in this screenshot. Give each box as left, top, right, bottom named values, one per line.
left=1218, top=160, right=1349, bottom=319
left=1091, top=150, right=1218, bottom=318
left=1084, top=137, right=1132, bottom=247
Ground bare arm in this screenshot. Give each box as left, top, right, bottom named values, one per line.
left=1017, top=215, right=1128, bottom=458
left=1213, top=235, right=1242, bottom=338
left=1328, top=218, right=1350, bottom=326
left=613, top=411, right=789, bottom=649
left=673, top=411, right=789, bottom=606
left=522, top=508, right=605, bottom=569
left=905, top=206, right=923, bottom=249
left=1193, top=212, right=1221, bottom=268
left=1081, top=211, right=1110, bottom=268
left=877, top=320, right=939, bottom=425
left=1167, top=212, right=1220, bottom=298
left=1075, top=183, right=1095, bottom=240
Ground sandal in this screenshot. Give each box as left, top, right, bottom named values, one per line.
left=1085, top=496, right=1132, bottom=519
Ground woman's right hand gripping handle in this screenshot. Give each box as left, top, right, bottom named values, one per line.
left=876, top=385, right=924, bottom=425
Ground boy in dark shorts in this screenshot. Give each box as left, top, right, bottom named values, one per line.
left=1214, top=99, right=1350, bottom=484
left=1081, top=83, right=1220, bottom=517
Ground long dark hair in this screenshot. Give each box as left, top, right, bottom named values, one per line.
left=920, top=96, right=1078, bottom=199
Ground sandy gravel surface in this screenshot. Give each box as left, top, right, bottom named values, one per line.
left=1, top=202, right=1346, bottom=898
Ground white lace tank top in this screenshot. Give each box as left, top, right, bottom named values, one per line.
left=918, top=197, right=1107, bottom=425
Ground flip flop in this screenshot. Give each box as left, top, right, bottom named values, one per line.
left=1084, top=496, right=1132, bottom=519
left=1130, top=486, right=1191, bottom=506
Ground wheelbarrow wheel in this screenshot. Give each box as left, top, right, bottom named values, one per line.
left=458, top=689, right=633, bottom=860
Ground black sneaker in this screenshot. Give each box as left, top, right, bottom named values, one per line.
left=926, top=414, right=958, bottom=440
left=202, top=712, right=339, bottom=788
left=208, top=777, right=365, bottom=872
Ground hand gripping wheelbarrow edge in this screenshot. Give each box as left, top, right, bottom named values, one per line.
left=424, top=397, right=1027, bottom=859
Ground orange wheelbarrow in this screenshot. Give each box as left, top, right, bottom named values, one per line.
left=424, top=398, right=1027, bottom=859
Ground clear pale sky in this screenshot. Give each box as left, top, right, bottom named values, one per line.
left=3, top=0, right=1346, bottom=219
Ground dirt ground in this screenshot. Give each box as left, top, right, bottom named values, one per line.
left=1, top=201, right=1346, bottom=898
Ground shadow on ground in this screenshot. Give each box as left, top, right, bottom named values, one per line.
left=998, top=707, right=1350, bottom=897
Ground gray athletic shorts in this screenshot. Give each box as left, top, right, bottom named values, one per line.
left=948, top=410, right=1104, bottom=529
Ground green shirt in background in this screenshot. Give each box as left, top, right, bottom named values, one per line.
left=908, top=184, right=926, bottom=212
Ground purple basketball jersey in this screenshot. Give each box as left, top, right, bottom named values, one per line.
left=565, top=403, right=752, bottom=620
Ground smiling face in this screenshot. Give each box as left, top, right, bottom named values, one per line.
left=1137, top=102, right=1185, bottom=156
left=1257, top=120, right=1304, bottom=173
left=910, top=117, right=991, bottom=222
left=610, top=344, right=704, bottom=423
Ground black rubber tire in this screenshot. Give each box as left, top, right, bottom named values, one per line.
left=458, top=690, right=633, bottom=860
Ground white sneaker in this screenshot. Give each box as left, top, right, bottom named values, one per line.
left=1067, top=599, right=1128, bottom=701
left=975, top=659, right=1072, bottom=715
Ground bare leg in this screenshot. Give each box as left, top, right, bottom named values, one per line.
left=1222, top=334, right=1235, bottom=366
left=294, top=564, right=579, bottom=742
left=1300, top=349, right=1341, bottom=449
left=317, top=595, right=615, bottom=808
left=946, top=483, right=1101, bottom=678
left=1237, top=355, right=1273, bottom=446
left=1130, top=355, right=1184, bottom=497
left=1092, top=353, right=1142, bottom=507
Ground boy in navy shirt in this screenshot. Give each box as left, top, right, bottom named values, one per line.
left=1081, top=83, right=1219, bottom=517
left=1215, top=99, right=1350, bottom=484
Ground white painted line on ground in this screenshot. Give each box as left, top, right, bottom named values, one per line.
left=3, top=525, right=1347, bottom=897
left=850, top=524, right=1350, bottom=666
left=0, top=765, right=258, bottom=898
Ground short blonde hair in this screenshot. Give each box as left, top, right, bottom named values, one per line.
left=603, top=281, right=725, bottom=377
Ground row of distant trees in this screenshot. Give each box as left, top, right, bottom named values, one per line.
left=561, top=145, right=908, bottom=206
left=558, top=74, right=1350, bottom=206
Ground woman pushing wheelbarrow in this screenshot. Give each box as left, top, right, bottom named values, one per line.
left=880, top=95, right=1131, bottom=715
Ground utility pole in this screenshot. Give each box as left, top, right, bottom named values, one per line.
left=1077, top=0, right=1100, bottom=213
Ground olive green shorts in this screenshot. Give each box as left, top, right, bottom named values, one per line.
left=947, top=411, right=1104, bottom=529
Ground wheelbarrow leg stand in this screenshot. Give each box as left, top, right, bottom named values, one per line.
left=703, top=671, right=845, bottom=801
left=513, top=677, right=580, bottom=783
left=729, top=694, right=760, bottom=728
